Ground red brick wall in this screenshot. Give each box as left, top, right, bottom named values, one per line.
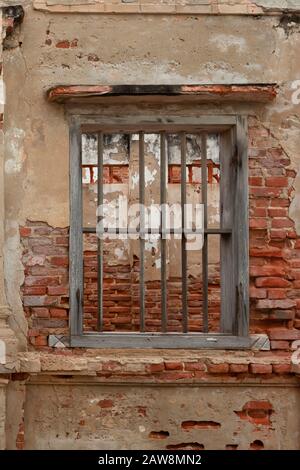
left=248, top=117, right=300, bottom=350
left=20, top=119, right=300, bottom=355
left=83, top=234, right=220, bottom=333
left=21, top=223, right=69, bottom=348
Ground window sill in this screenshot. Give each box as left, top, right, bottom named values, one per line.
left=48, top=333, right=270, bottom=351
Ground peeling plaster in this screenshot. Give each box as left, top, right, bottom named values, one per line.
left=4, top=128, right=25, bottom=174
left=4, top=220, right=27, bottom=350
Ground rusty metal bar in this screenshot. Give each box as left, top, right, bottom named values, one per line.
left=181, top=133, right=188, bottom=333
left=139, top=132, right=145, bottom=332
left=160, top=132, right=167, bottom=333
left=97, top=132, right=104, bottom=331
left=201, top=133, right=209, bottom=333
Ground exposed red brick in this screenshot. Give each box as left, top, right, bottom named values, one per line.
left=50, top=256, right=69, bottom=267
left=250, top=219, right=268, bottom=229
left=250, top=247, right=283, bottom=258
left=47, top=285, right=69, bottom=296
left=249, top=364, right=272, bottom=374
left=268, top=328, right=300, bottom=340
left=250, top=440, right=264, bottom=450
left=166, top=443, right=204, bottom=450
left=149, top=431, right=169, bottom=439
left=181, top=420, right=221, bottom=430
left=19, top=226, right=31, bottom=237
left=272, top=363, right=291, bottom=374
left=267, top=289, right=286, bottom=299
left=265, top=176, right=288, bottom=187
left=249, top=176, right=263, bottom=186
left=272, top=218, right=294, bottom=229
left=229, top=364, right=249, bottom=374
left=164, top=362, right=183, bottom=371
left=56, top=40, right=70, bottom=48
left=255, top=277, right=291, bottom=288
left=207, top=363, right=229, bottom=374
left=98, top=399, right=114, bottom=408
left=31, top=307, right=49, bottom=318
left=235, top=401, right=273, bottom=426
left=270, top=340, right=290, bottom=350
left=250, top=265, right=287, bottom=277
left=256, top=299, right=296, bottom=310
left=184, top=362, right=206, bottom=371
left=147, top=363, right=165, bottom=373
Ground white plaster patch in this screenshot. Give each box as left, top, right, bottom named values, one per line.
left=4, top=128, right=26, bottom=174
left=209, top=34, right=246, bottom=53
left=145, top=238, right=159, bottom=252
left=144, top=134, right=160, bottom=161
left=145, top=167, right=157, bottom=187
left=204, top=62, right=247, bottom=83
left=131, top=172, right=139, bottom=190
left=114, top=247, right=127, bottom=260
left=25, top=254, right=46, bottom=267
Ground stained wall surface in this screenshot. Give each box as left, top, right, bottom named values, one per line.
left=1, top=0, right=300, bottom=450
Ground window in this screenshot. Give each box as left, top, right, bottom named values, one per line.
left=69, top=115, right=249, bottom=348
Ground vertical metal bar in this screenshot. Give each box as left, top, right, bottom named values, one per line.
left=201, top=133, right=209, bottom=333
left=139, top=132, right=145, bottom=332
left=97, top=132, right=104, bottom=331
left=181, top=133, right=188, bottom=333
left=160, top=132, right=167, bottom=333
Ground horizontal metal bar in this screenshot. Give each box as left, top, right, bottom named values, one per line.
left=83, top=227, right=232, bottom=235
left=70, top=333, right=254, bottom=349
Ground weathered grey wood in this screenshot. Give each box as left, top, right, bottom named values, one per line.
left=220, top=128, right=236, bottom=334
left=139, top=132, right=146, bottom=332
left=181, top=133, right=188, bottom=333
left=160, top=132, right=168, bottom=332
left=69, top=118, right=83, bottom=336
left=69, top=116, right=249, bottom=346
left=97, top=132, right=104, bottom=331
left=70, top=333, right=253, bottom=349
left=235, top=116, right=249, bottom=337
left=72, top=114, right=237, bottom=130
left=56, top=333, right=270, bottom=350
left=201, top=134, right=209, bottom=333
left=220, top=118, right=249, bottom=337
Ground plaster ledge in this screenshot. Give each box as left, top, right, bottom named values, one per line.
left=32, top=1, right=300, bottom=15
left=17, top=347, right=292, bottom=375
left=47, top=84, right=278, bottom=105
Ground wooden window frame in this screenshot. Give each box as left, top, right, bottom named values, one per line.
left=69, top=114, right=251, bottom=349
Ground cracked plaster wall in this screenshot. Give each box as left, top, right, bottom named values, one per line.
left=1, top=1, right=300, bottom=449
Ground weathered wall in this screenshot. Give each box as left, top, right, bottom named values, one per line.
left=1, top=0, right=300, bottom=450
left=24, top=382, right=300, bottom=450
